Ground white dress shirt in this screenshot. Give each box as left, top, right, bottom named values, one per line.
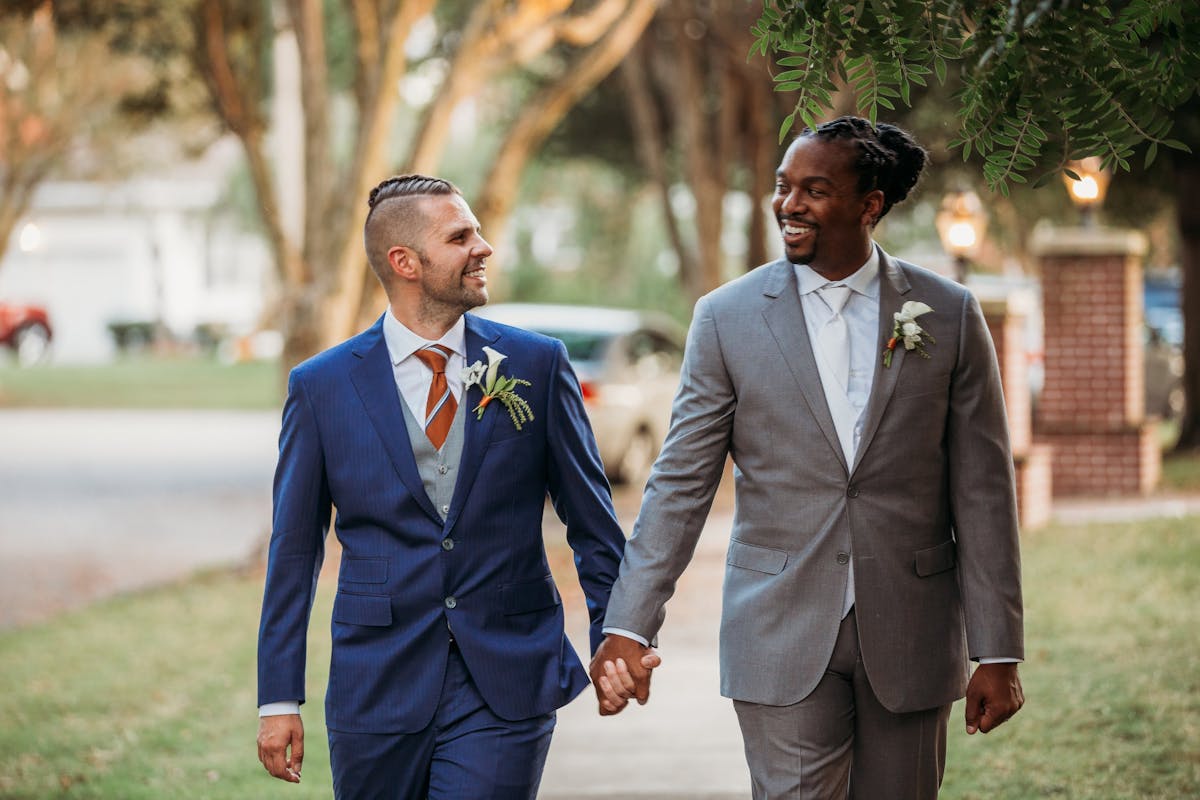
left=795, top=249, right=880, bottom=618
left=260, top=310, right=469, bottom=718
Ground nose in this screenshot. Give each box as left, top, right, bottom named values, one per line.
left=473, top=234, right=494, bottom=259
left=778, top=188, right=806, bottom=217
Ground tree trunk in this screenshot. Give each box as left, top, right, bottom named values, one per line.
left=668, top=0, right=724, bottom=298
left=619, top=45, right=697, bottom=289
left=321, top=0, right=433, bottom=348
left=1174, top=152, right=1200, bottom=448
left=279, top=287, right=326, bottom=378
left=743, top=70, right=779, bottom=271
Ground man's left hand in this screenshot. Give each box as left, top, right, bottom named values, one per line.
left=964, top=662, right=1024, bottom=734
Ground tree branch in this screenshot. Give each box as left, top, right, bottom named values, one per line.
left=473, top=0, right=658, bottom=259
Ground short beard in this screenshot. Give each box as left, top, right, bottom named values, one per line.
left=416, top=252, right=486, bottom=328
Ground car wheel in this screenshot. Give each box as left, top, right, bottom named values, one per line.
left=14, top=322, right=51, bottom=366
left=616, top=427, right=657, bottom=488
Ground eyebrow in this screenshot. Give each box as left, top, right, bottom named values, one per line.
left=444, top=223, right=479, bottom=240
left=775, top=172, right=835, bottom=186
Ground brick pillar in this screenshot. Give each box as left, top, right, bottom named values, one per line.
left=979, top=289, right=1052, bottom=528
left=1032, top=226, right=1160, bottom=496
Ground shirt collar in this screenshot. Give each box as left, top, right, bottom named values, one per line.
left=382, top=309, right=466, bottom=366
left=794, top=245, right=881, bottom=300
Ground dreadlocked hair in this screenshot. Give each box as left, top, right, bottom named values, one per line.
left=799, top=117, right=928, bottom=220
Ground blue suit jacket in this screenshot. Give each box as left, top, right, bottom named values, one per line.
left=257, top=313, right=625, bottom=733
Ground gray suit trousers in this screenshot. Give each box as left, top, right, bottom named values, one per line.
left=733, top=610, right=950, bottom=800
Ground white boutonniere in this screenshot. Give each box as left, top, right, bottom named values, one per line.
left=882, top=301, right=935, bottom=367
left=460, top=346, right=534, bottom=428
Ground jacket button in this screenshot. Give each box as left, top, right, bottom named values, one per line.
left=846, top=485, right=860, bottom=498
left=444, top=596, right=457, bottom=609
left=438, top=465, right=448, bottom=475
left=442, top=538, right=455, bottom=551
left=836, top=552, right=850, bottom=565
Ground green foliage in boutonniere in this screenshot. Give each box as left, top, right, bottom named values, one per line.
left=461, top=346, right=534, bottom=429
left=882, top=300, right=936, bottom=368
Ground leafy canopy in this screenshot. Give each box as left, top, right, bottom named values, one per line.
left=752, top=1, right=1199, bottom=194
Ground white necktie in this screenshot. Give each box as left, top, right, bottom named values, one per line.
left=817, top=284, right=852, bottom=395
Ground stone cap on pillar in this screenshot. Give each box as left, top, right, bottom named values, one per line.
left=974, top=286, right=1037, bottom=320
left=1030, top=222, right=1147, bottom=258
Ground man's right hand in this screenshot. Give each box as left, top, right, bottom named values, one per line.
left=257, top=713, right=304, bottom=783
left=588, top=634, right=662, bottom=716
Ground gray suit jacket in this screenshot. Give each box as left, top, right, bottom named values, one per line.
left=604, top=248, right=1024, bottom=713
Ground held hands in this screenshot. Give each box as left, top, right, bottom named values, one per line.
left=588, top=634, right=662, bottom=716
left=257, top=714, right=304, bottom=783
left=965, top=662, right=1024, bottom=735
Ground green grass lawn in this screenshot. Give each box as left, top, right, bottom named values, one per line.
left=0, top=359, right=283, bottom=410
left=1, top=518, right=1197, bottom=799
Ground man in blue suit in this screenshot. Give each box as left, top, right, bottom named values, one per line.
left=255, top=174, right=632, bottom=798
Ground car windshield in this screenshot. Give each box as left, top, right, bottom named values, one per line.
left=532, top=329, right=613, bottom=362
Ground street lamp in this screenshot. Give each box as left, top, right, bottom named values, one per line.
left=935, top=190, right=986, bottom=283
left=1061, top=157, right=1110, bottom=227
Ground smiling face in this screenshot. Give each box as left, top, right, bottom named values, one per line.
left=771, top=136, right=883, bottom=281
left=407, top=193, right=493, bottom=320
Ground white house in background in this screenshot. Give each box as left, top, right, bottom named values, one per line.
left=0, top=137, right=276, bottom=364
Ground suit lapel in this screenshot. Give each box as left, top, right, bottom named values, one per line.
left=852, top=247, right=912, bottom=475
left=443, top=313, right=502, bottom=532
left=759, top=260, right=849, bottom=473
left=349, top=316, right=441, bottom=523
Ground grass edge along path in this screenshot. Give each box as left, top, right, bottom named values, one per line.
left=1, top=518, right=1198, bottom=798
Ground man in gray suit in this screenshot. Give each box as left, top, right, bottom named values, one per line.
left=589, top=117, right=1024, bottom=798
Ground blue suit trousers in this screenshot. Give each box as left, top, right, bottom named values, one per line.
left=327, top=643, right=556, bottom=800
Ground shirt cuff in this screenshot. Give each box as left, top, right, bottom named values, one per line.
left=259, top=701, right=301, bottom=717
left=602, top=627, right=650, bottom=647
left=976, top=657, right=1022, bottom=664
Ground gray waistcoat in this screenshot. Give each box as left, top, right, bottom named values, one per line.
left=399, top=397, right=466, bottom=522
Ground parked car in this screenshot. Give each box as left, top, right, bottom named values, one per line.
left=472, top=303, right=685, bottom=485
left=0, top=301, right=53, bottom=366
left=1144, top=274, right=1185, bottom=421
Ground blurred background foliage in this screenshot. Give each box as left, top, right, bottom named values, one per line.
left=0, top=0, right=1196, bottom=374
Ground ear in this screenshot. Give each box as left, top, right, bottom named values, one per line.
left=861, top=189, right=885, bottom=226
left=388, top=246, right=419, bottom=281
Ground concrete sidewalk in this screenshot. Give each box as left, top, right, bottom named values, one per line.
left=539, top=510, right=751, bottom=799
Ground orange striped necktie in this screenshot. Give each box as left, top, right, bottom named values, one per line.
left=413, top=344, right=457, bottom=449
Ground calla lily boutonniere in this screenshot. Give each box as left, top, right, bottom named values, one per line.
left=882, top=301, right=935, bottom=367
left=461, top=346, right=534, bottom=428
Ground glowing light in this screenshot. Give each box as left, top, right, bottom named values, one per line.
left=946, top=221, right=978, bottom=250
left=1070, top=175, right=1100, bottom=202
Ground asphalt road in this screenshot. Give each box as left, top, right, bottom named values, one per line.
left=0, top=409, right=278, bottom=628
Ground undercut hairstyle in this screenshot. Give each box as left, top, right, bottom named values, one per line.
left=798, top=116, right=928, bottom=221
left=363, top=174, right=463, bottom=284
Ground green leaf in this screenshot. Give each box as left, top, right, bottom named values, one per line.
left=779, top=111, right=796, bottom=144
left=1144, top=141, right=1159, bottom=169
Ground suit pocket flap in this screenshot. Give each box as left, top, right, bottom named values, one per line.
left=727, top=539, right=788, bottom=575
left=332, top=592, right=392, bottom=626
left=501, top=575, right=561, bottom=615
left=914, top=540, right=957, bottom=577
left=340, top=557, right=387, bottom=584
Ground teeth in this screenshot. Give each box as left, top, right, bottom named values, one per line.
left=783, top=223, right=811, bottom=235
